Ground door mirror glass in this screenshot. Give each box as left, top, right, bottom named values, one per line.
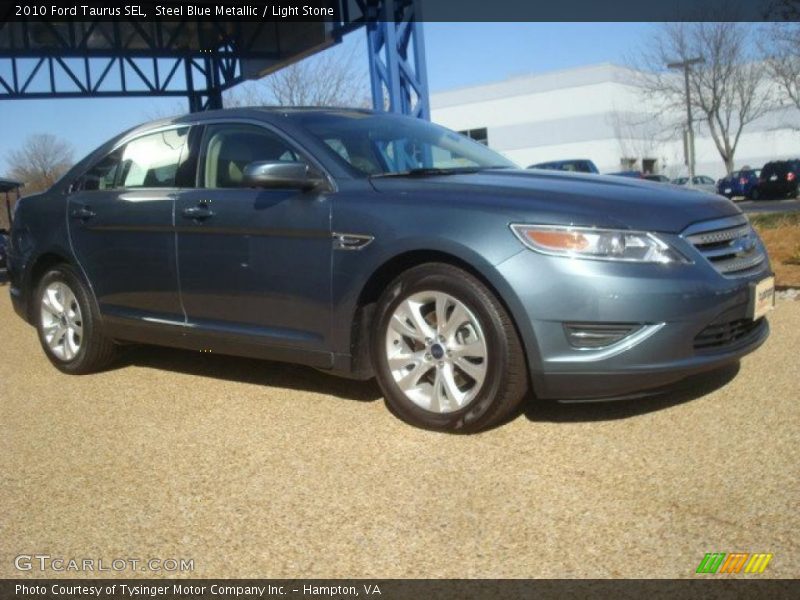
left=242, top=161, right=323, bottom=190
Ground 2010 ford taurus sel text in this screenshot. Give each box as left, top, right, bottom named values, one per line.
left=7, top=109, right=775, bottom=432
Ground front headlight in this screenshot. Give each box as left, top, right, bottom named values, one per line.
left=510, top=224, right=690, bottom=264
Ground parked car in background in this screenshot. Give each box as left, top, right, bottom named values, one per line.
left=717, top=168, right=761, bottom=200
left=528, top=159, right=599, bottom=174
left=7, top=108, right=774, bottom=432
left=672, top=175, right=718, bottom=195
left=757, top=160, right=800, bottom=199
left=643, top=174, right=670, bottom=183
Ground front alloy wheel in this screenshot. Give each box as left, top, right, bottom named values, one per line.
left=385, top=291, right=488, bottom=414
left=372, top=263, right=528, bottom=433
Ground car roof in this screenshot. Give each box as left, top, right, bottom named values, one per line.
left=122, top=107, right=380, bottom=140
left=162, top=106, right=373, bottom=125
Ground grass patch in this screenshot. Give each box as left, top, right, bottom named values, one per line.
left=752, top=217, right=800, bottom=287
left=786, top=245, right=800, bottom=266
left=749, top=211, right=800, bottom=230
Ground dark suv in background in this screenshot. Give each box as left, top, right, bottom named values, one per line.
left=717, top=168, right=760, bottom=200
left=757, top=160, right=800, bottom=199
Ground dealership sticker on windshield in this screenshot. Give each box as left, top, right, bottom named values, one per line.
left=751, top=276, right=775, bottom=320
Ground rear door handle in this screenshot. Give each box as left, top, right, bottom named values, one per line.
left=70, top=206, right=96, bottom=220
left=182, top=205, right=215, bottom=221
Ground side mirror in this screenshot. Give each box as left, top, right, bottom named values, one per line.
left=242, top=161, right=324, bottom=191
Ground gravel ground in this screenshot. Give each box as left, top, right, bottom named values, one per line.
left=1, top=290, right=798, bottom=579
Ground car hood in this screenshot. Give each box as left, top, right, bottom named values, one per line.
left=369, top=169, right=742, bottom=233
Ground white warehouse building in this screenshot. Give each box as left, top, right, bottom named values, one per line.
left=430, top=63, right=799, bottom=180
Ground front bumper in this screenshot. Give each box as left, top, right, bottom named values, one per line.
left=496, top=240, right=772, bottom=401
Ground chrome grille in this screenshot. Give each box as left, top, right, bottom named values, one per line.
left=684, top=219, right=765, bottom=276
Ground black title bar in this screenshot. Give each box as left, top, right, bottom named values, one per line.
left=0, top=0, right=792, bottom=23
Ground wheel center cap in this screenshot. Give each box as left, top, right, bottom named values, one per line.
left=430, top=343, right=445, bottom=360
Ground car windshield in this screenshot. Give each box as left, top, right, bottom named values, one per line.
left=295, top=111, right=517, bottom=176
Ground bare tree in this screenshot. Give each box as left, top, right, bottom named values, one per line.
left=634, top=22, right=775, bottom=174
left=226, top=39, right=369, bottom=108
left=761, top=23, right=800, bottom=115
left=7, top=134, right=75, bottom=194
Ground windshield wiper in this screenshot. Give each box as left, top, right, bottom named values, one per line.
left=370, top=167, right=482, bottom=179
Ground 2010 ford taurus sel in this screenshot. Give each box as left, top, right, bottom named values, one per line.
left=7, top=108, right=775, bottom=432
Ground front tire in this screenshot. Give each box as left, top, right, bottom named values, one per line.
left=371, top=263, right=528, bottom=433
left=35, top=265, right=117, bottom=374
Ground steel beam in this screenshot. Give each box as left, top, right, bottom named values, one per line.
left=366, top=0, right=430, bottom=119
left=0, top=1, right=429, bottom=115
left=0, top=54, right=242, bottom=107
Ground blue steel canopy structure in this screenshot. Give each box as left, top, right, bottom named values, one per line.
left=366, top=0, right=429, bottom=119
left=0, top=0, right=429, bottom=117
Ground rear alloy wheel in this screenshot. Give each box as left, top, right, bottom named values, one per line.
left=36, top=265, right=117, bottom=374
left=41, top=281, right=84, bottom=361
left=372, top=263, right=528, bottom=433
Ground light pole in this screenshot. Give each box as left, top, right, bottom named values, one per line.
left=667, top=57, right=704, bottom=184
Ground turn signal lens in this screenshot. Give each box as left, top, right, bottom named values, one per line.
left=523, top=230, right=590, bottom=251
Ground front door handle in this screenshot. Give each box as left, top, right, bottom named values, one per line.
left=182, top=205, right=215, bottom=221
left=70, top=206, right=96, bottom=220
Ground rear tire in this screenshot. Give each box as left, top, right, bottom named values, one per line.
left=749, top=188, right=760, bottom=201
left=35, top=264, right=118, bottom=374
left=371, top=263, right=528, bottom=433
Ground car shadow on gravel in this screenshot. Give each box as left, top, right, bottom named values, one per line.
left=521, top=362, right=740, bottom=423
left=115, top=345, right=383, bottom=403
left=111, top=346, right=740, bottom=423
